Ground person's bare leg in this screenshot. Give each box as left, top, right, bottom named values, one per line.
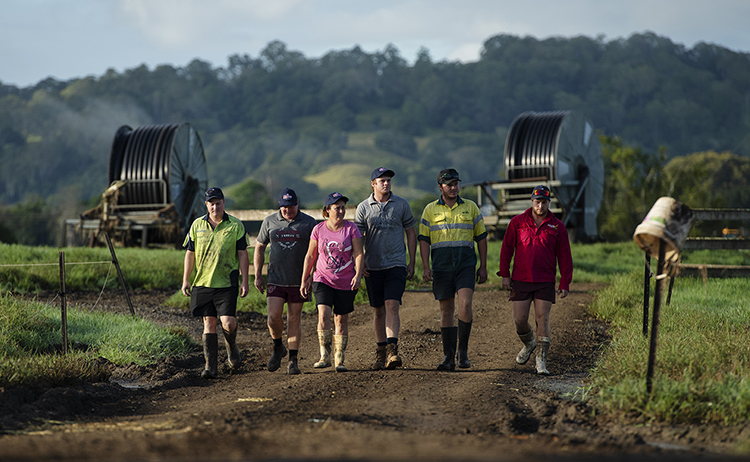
left=512, top=299, right=536, bottom=365
left=266, top=297, right=286, bottom=341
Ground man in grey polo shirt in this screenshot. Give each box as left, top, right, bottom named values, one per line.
left=254, top=188, right=317, bottom=375
left=355, top=167, right=417, bottom=370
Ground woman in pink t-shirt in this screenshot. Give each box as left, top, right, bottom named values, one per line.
left=301, top=192, right=363, bottom=372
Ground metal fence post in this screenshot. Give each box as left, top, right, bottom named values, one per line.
left=646, top=239, right=666, bottom=394
left=643, top=253, right=650, bottom=336
left=105, top=232, right=136, bottom=316
left=59, top=251, right=68, bottom=354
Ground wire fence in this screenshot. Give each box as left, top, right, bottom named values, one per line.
left=1, top=233, right=134, bottom=354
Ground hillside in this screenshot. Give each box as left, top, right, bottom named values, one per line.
left=2, top=32, right=750, bottom=246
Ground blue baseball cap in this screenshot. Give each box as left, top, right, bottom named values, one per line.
left=325, top=192, right=349, bottom=207
left=371, top=167, right=395, bottom=181
left=278, top=188, right=298, bottom=207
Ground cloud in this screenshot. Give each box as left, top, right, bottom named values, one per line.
left=115, top=0, right=305, bottom=49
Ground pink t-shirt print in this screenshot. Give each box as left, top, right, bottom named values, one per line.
left=311, top=221, right=362, bottom=291
left=323, top=238, right=352, bottom=274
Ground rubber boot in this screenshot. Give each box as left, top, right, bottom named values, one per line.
left=515, top=329, right=536, bottom=365
left=222, top=327, right=241, bottom=370
left=536, top=337, right=551, bottom=375
left=267, top=339, right=287, bottom=372
left=456, top=320, right=472, bottom=369
left=372, top=345, right=386, bottom=370
left=201, top=333, right=218, bottom=379
left=436, top=327, right=457, bottom=371
left=287, top=352, right=301, bottom=375
left=334, top=334, right=348, bottom=372
left=385, top=343, right=402, bottom=370
left=313, top=330, right=332, bottom=368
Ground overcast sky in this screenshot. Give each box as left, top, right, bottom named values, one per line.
left=2, top=0, right=750, bottom=88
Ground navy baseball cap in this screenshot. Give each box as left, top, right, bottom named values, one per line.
left=371, top=167, right=395, bottom=181
left=531, top=185, right=551, bottom=200
left=437, top=168, right=461, bottom=184
left=205, top=187, right=224, bottom=201
left=278, top=188, right=298, bottom=207
left=325, top=192, right=349, bottom=206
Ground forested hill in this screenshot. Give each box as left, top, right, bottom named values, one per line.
left=1, top=31, right=749, bottom=209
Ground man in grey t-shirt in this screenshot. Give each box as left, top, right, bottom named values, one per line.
left=355, top=167, right=417, bottom=370
left=255, top=188, right=317, bottom=375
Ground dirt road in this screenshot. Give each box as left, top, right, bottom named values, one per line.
left=0, top=284, right=747, bottom=461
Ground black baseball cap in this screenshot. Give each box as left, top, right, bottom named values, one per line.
left=325, top=192, right=349, bottom=206
left=437, top=168, right=461, bottom=184
left=278, top=188, right=298, bottom=207
left=531, top=185, right=551, bottom=200
left=205, top=187, right=224, bottom=201
left=371, top=167, right=395, bottom=181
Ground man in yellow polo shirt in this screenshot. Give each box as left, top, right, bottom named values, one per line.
left=182, top=187, right=250, bottom=379
left=419, top=169, right=488, bottom=371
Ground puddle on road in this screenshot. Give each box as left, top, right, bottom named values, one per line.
left=110, top=378, right=153, bottom=389
left=534, top=372, right=589, bottom=399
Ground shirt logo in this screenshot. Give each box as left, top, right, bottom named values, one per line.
left=547, top=224, right=558, bottom=229
left=274, top=228, right=301, bottom=250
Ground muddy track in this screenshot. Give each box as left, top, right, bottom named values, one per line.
left=0, top=284, right=747, bottom=461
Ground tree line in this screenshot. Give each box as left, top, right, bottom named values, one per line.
left=1, top=31, right=750, bottom=245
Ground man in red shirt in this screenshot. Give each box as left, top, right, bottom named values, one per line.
left=498, top=185, right=573, bottom=375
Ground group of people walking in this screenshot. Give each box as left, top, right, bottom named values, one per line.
left=181, top=168, right=572, bottom=379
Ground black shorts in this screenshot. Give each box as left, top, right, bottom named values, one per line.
left=190, top=286, right=239, bottom=317
left=312, top=282, right=356, bottom=315
left=508, top=280, right=556, bottom=304
left=365, top=267, right=407, bottom=307
left=432, top=266, right=475, bottom=301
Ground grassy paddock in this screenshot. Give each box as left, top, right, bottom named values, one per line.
left=0, top=293, right=193, bottom=389
left=0, top=240, right=641, bottom=295
left=587, top=272, right=750, bottom=425
left=4, top=241, right=750, bottom=427
left=0, top=243, right=185, bottom=293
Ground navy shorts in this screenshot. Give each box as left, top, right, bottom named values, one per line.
left=312, top=282, right=356, bottom=315
left=365, top=267, right=407, bottom=307
left=190, top=286, right=239, bottom=317
left=432, top=265, right=476, bottom=301
left=267, top=285, right=309, bottom=304
left=509, top=280, right=556, bottom=304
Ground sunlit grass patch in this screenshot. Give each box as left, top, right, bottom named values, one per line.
left=588, top=274, right=750, bottom=424
left=0, top=293, right=194, bottom=389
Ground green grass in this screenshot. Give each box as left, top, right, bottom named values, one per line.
left=4, top=240, right=750, bottom=427
left=0, top=293, right=193, bottom=389
left=587, top=272, right=750, bottom=425
left=0, top=242, right=185, bottom=293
